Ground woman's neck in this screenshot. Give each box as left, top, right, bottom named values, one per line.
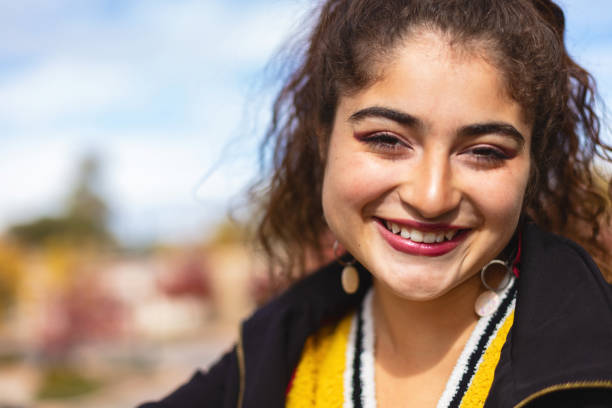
left=372, top=273, right=482, bottom=371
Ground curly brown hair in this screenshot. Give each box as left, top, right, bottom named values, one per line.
left=250, top=0, right=612, bottom=282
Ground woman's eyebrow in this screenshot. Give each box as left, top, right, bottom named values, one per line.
left=457, top=123, right=525, bottom=146
left=349, top=107, right=525, bottom=146
left=348, top=106, right=422, bottom=128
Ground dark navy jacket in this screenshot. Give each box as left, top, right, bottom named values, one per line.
left=139, top=222, right=612, bottom=407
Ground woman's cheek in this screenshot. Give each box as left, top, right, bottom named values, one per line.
left=322, top=154, right=384, bottom=230
left=339, top=156, right=396, bottom=207
left=468, top=169, right=528, bottom=224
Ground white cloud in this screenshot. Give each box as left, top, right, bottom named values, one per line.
left=100, top=131, right=258, bottom=244
left=104, top=136, right=207, bottom=205
left=0, top=59, right=141, bottom=125
left=127, top=0, right=310, bottom=66
left=0, top=137, right=79, bottom=230
left=0, top=0, right=307, bottom=128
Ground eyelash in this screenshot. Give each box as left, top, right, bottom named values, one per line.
left=360, top=132, right=408, bottom=153
left=359, top=133, right=513, bottom=164
left=466, top=146, right=511, bottom=163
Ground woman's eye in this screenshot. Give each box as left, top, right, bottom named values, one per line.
left=361, top=132, right=409, bottom=153
left=466, top=146, right=511, bottom=163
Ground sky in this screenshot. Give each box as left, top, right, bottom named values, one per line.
left=0, top=0, right=611, bottom=245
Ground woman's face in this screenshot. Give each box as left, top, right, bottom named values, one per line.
left=322, top=32, right=532, bottom=301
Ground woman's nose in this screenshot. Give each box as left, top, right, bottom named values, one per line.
left=397, top=154, right=461, bottom=219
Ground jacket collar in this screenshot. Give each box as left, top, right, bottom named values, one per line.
left=488, top=221, right=612, bottom=406
left=239, top=260, right=372, bottom=407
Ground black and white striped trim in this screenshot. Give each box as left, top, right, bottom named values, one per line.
left=344, top=289, right=376, bottom=408
left=436, top=278, right=517, bottom=408
left=343, top=278, right=517, bottom=408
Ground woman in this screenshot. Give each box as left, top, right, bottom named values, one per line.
left=140, top=0, right=612, bottom=406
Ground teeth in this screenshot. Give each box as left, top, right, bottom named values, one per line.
left=410, top=229, right=424, bottom=243
left=383, top=220, right=461, bottom=243
left=423, top=232, right=436, bottom=243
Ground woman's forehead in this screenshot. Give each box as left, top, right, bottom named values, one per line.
left=342, top=29, right=532, bottom=130
left=337, top=32, right=529, bottom=134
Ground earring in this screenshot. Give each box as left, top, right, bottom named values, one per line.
left=333, top=241, right=359, bottom=294
left=474, top=259, right=512, bottom=317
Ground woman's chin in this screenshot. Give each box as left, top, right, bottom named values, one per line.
left=373, top=270, right=458, bottom=302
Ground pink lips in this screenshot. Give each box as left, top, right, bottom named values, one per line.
left=376, top=219, right=469, bottom=256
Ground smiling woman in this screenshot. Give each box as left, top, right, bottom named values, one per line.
left=138, top=1, right=612, bottom=407
left=323, top=33, right=531, bottom=302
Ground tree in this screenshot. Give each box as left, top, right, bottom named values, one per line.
left=8, top=154, right=115, bottom=248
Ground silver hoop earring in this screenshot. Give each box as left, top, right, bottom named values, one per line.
left=474, top=259, right=512, bottom=317
left=333, top=240, right=359, bottom=294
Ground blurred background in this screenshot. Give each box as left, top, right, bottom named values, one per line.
left=0, top=0, right=609, bottom=406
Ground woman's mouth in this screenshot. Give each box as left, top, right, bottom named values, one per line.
left=383, top=220, right=459, bottom=243
left=375, top=218, right=470, bottom=256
